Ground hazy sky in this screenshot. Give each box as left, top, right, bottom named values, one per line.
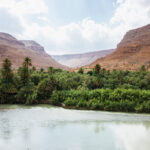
left=0, top=0, right=150, bottom=55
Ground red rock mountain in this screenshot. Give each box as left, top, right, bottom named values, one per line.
left=0, top=32, right=67, bottom=70
left=89, top=24, right=150, bottom=71
left=52, top=49, right=114, bottom=68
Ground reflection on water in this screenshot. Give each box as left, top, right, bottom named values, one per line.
left=0, top=105, right=150, bottom=150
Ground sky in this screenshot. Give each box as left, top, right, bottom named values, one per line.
left=0, top=0, right=150, bottom=55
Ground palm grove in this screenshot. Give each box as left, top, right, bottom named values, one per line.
left=0, top=57, right=150, bottom=113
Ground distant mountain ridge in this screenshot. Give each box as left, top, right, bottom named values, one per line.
left=52, top=49, right=115, bottom=68
left=0, top=32, right=68, bottom=70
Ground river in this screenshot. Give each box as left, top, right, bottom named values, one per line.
left=0, top=105, right=150, bottom=150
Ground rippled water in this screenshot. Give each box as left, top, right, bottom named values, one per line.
left=0, top=105, right=150, bottom=150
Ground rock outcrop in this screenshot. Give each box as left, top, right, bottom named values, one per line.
left=89, top=24, right=150, bottom=71
left=21, top=40, right=45, bottom=52
left=0, top=32, right=25, bottom=47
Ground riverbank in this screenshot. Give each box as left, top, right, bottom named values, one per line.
left=50, top=88, right=150, bottom=113
left=1, top=88, right=150, bottom=113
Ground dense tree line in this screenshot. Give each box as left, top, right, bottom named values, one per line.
left=0, top=58, right=150, bottom=113
left=51, top=89, right=150, bottom=113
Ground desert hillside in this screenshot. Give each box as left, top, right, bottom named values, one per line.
left=52, top=49, right=114, bottom=68
left=89, top=24, right=150, bottom=71
left=0, top=32, right=67, bottom=70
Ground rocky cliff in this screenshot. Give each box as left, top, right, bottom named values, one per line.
left=89, top=24, right=150, bottom=71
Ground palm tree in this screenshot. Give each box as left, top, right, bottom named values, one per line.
left=0, top=58, right=17, bottom=104
left=1, top=58, right=13, bottom=83
left=94, top=64, right=101, bottom=74
left=48, top=66, right=54, bottom=74
left=19, top=57, right=32, bottom=86
left=23, top=57, right=32, bottom=68
left=78, top=67, right=84, bottom=74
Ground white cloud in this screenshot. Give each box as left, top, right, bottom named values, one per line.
left=116, top=0, right=124, bottom=4
left=0, top=0, right=150, bottom=55
left=16, top=19, right=117, bottom=54
left=0, top=0, right=48, bottom=15
left=111, top=0, right=150, bottom=27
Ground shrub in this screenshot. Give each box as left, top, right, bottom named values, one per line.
left=76, top=99, right=87, bottom=108
left=64, top=98, right=78, bottom=107
left=37, top=76, right=56, bottom=100
left=136, top=101, right=150, bottom=113
left=88, top=99, right=104, bottom=110
left=16, top=82, right=36, bottom=104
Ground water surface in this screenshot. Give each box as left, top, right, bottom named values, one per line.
left=0, top=105, right=150, bottom=150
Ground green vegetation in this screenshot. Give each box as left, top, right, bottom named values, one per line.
left=0, top=58, right=150, bottom=113
left=51, top=89, right=150, bottom=113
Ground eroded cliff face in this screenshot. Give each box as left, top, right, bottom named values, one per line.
left=89, top=24, right=150, bottom=71
left=117, top=24, right=150, bottom=48
left=0, top=32, right=68, bottom=70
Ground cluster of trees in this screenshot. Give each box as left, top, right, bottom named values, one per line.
left=78, top=64, right=150, bottom=90
left=0, top=58, right=56, bottom=104
left=0, top=58, right=150, bottom=113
